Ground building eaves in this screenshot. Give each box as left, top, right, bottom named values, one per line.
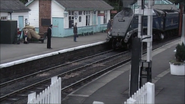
left=0, top=0, right=30, bottom=12
left=55, top=0, right=113, bottom=11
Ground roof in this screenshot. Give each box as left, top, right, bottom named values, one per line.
left=55, top=0, right=113, bottom=10
left=153, top=4, right=179, bottom=11
left=26, top=0, right=113, bottom=11
left=0, top=0, right=30, bottom=12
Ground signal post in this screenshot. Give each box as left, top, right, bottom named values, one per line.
left=129, top=0, right=154, bottom=96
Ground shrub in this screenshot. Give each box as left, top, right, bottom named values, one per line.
left=175, top=43, right=185, bottom=62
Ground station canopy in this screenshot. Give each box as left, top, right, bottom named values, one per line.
left=131, top=0, right=179, bottom=14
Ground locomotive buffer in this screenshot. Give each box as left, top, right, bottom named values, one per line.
left=129, top=0, right=154, bottom=96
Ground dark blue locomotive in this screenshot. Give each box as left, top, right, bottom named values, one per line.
left=109, top=8, right=179, bottom=50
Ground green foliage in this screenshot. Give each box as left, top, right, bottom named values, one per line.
left=175, top=43, right=185, bottom=62
left=19, top=0, right=28, bottom=4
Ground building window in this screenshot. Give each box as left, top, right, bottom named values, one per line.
left=69, top=11, right=74, bottom=28
left=79, top=11, right=82, bottom=15
left=69, top=16, right=74, bottom=28
left=74, top=12, right=78, bottom=20
left=69, top=11, right=74, bottom=15
left=104, top=11, right=107, bottom=24
left=1, top=16, right=7, bottom=20
left=83, top=11, right=86, bottom=15
left=79, top=16, right=82, bottom=22
left=94, top=11, right=96, bottom=14
left=86, top=11, right=90, bottom=15
left=86, top=11, right=90, bottom=26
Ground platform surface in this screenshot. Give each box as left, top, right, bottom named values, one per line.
left=63, top=38, right=185, bottom=104
left=0, top=34, right=184, bottom=104
left=0, top=33, right=107, bottom=64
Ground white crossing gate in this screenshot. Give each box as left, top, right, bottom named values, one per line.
left=27, top=76, right=61, bottom=104
left=124, top=82, right=155, bottom=104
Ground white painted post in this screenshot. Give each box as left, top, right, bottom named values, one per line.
left=127, top=98, right=136, bottom=104
left=146, top=0, right=154, bottom=62
left=137, top=0, right=143, bottom=39
left=146, top=82, right=155, bottom=104
left=27, top=92, right=36, bottom=103
left=51, top=76, right=61, bottom=103
left=58, top=77, right=62, bottom=103
left=93, top=101, right=104, bottom=104
left=51, top=76, right=58, bottom=103
left=51, top=76, right=58, bottom=84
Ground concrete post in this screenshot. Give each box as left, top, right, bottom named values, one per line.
left=137, top=0, right=144, bottom=39
left=146, top=0, right=153, bottom=62
left=146, top=82, right=155, bottom=104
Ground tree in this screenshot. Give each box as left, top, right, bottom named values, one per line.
left=19, top=0, right=28, bottom=4
left=104, top=0, right=123, bottom=18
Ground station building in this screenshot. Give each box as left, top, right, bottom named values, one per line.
left=0, top=0, right=30, bottom=31
left=25, top=0, right=113, bottom=37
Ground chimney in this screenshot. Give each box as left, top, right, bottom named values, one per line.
left=39, top=0, right=51, bottom=34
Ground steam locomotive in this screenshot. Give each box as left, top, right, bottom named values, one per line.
left=108, top=7, right=179, bottom=50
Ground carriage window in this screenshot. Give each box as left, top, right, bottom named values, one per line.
left=171, top=19, right=173, bottom=24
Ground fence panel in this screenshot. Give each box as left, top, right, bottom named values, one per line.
left=124, top=82, right=155, bottom=104
left=27, top=76, right=61, bottom=104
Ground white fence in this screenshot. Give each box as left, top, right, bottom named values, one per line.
left=27, top=76, right=61, bottom=104
left=124, top=82, right=155, bottom=104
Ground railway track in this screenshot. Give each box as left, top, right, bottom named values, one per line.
left=0, top=36, right=179, bottom=104
left=0, top=49, right=129, bottom=103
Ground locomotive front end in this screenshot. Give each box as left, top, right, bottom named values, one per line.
left=111, top=7, right=135, bottom=50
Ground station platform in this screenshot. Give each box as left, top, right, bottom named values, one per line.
left=0, top=32, right=184, bottom=104
left=63, top=38, right=185, bottom=104
left=0, top=32, right=107, bottom=64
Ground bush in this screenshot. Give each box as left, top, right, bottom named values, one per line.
left=175, top=43, right=185, bottom=62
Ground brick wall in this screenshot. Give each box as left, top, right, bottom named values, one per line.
left=39, top=0, right=51, bottom=34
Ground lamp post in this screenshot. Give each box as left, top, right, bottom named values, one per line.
left=181, top=5, right=185, bottom=44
